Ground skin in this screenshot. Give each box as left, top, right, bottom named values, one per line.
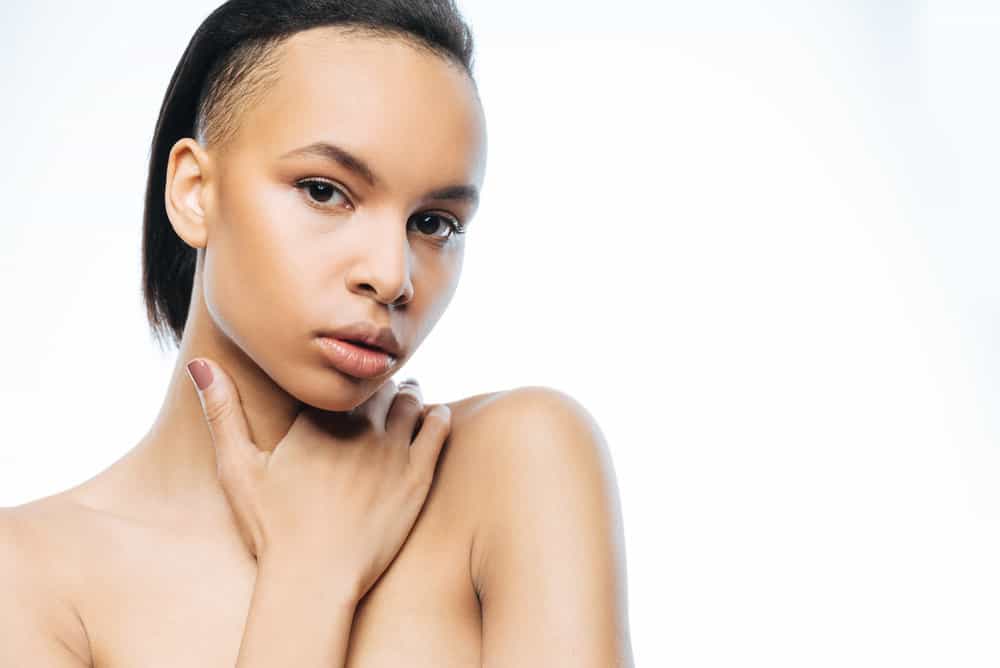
left=0, top=25, right=634, bottom=667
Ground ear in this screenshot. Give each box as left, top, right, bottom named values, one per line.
left=164, top=137, right=213, bottom=249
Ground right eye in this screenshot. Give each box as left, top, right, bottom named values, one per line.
left=294, top=178, right=352, bottom=210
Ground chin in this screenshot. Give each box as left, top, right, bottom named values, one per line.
left=283, top=365, right=386, bottom=414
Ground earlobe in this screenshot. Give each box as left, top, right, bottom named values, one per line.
left=164, top=137, right=211, bottom=249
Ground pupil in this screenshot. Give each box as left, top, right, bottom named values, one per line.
left=415, top=214, right=440, bottom=235
left=311, top=183, right=332, bottom=202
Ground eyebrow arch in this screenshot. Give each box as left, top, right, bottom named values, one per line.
left=279, top=141, right=479, bottom=207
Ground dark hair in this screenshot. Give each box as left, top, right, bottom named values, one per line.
left=142, top=0, right=477, bottom=350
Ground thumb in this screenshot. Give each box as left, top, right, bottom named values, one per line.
left=185, top=358, right=258, bottom=478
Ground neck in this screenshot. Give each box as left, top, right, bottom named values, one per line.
left=123, top=288, right=305, bottom=530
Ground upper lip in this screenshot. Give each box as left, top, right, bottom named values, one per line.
left=321, top=321, right=402, bottom=358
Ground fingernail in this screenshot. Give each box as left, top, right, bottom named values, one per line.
left=400, top=377, right=420, bottom=386
left=186, top=359, right=213, bottom=391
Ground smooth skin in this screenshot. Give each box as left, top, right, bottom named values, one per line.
left=0, top=25, right=633, bottom=667
left=190, top=358, right=452, bottom=666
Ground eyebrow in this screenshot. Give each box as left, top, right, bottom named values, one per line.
left=279, top=141, right=479, bottom=207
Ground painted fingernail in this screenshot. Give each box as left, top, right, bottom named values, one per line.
left=186, top=360, right=213, bottom=391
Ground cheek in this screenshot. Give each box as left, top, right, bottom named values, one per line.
left=202, top=189, right=312, bottom=354
left=414, top=250, right=464, bottom=331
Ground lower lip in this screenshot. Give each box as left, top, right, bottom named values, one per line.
left=316, top=337, right=397, bottom=379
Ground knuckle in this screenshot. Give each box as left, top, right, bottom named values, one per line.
left=422, top=407, right=450, bottom=431
left=393, top=390, right=423, bottom=412
left=203, top=395, right=234, bottom=425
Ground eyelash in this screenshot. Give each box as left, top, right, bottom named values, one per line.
left=293, top=178, right=467, bottom=242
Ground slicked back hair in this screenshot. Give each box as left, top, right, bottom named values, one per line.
left=142, top=0, right=477, bottom=350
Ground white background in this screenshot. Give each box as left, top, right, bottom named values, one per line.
left=2, top=1, right=998, bottom=665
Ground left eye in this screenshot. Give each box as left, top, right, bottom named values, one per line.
left=295, top=178, right=465, bottom=242
left=407, top=212, right=463, bottom=241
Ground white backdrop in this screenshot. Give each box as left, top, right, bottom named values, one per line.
left=1, top=1, right=998, bottom=665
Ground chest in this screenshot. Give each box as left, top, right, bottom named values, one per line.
left=77, top=508, right=481, bottom=667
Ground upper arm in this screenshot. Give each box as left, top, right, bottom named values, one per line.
left=470, top=387, right=634, bottom=668
left=0, top=507, right=92, bottom=667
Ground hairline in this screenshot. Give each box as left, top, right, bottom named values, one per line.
left=192, top=24, right=475, bottom=154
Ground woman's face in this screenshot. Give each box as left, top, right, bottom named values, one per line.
left=174, top=27, right=487, bottom=410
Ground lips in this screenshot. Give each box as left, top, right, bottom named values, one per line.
left=316, top=336, right=396, bottom=379
left=319, top=321, right=402, bottom=357
left=341, top=339, right=382, bottom=352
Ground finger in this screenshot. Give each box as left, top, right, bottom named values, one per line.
left=412, top=403, right=434, bottom=441
left=353, top=379, right=398, bottom=430
left=385, top=379, right=424, bottom=442
left=185, top=358, right=257, bottom=477
left=408, top=403, right=451, bottom=486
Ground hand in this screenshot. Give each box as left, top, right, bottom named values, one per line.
left=185, top=357, right=451, bottom=602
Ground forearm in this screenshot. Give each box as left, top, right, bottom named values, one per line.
left=236, top=557, right=361, bottom=667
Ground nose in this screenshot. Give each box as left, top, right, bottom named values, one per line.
left=346, top=212, right=414, bottom=307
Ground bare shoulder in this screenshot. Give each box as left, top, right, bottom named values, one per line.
left=432, top=384, right=593, bottom=504
left=445, top=386, right=633, bottom=665
left=444, top=384, right=601, bottom=434
left=436, top=384, right=578, bottom=468
left=444, top=384, right=613, bottom=469
left=0, top=499, right=94, bottom=665
left=443, top=385, right=623, bottom=575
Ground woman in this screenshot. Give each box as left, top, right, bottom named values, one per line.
left=0, top=1, right=633, bottom=665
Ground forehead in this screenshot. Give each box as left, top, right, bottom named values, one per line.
left=232, top=26, right=487, bottom=188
